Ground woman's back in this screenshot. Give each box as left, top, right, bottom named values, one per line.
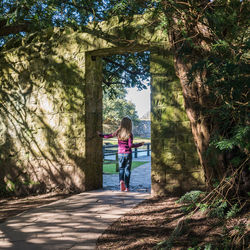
left=117, top=134, right=133, bottom=154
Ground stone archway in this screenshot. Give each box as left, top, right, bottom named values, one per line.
left=0, top=12, right=204, bottom=196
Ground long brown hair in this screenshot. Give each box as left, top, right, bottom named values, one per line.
left=116, top=117, right=132, bottom=141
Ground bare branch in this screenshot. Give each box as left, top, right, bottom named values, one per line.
left=0, top=23, right=31, bottom=37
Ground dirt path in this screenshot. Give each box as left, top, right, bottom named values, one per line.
left=96, top=196, right=249, bottom=250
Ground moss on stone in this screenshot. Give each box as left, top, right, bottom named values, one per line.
left=151, top=52, right=204, bottom=194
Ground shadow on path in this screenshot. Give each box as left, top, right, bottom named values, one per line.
left=0, top=190, right=150, bottom=250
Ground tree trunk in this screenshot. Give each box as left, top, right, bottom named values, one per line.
left=168, top=17, right=227, bottom=188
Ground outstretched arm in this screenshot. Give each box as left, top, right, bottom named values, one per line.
left=97, top=131, right=116, bottom=139
left=132, top=142, right=145, bottom=148
left=128, top=134, right=145, bottom=148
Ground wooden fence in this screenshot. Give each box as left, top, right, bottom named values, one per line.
left=103, top=143, right=151, bottom=171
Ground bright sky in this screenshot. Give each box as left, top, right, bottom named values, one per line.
left=125, top=87, right=151, bottom=118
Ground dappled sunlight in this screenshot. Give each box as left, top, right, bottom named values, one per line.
left=150, top=53, right=205, bottom=195
left=0, top=29, right=95, bottom=195
left=96, top=195, right=183, bottom=249
left=0, top=191, right=149, bottom=249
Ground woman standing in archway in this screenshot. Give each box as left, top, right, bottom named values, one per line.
left=98, top=117, right=144, bottom=192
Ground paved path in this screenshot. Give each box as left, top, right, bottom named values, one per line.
left=0, top=157, right=151, bottom=250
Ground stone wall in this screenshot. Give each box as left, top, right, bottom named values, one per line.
left=150, top=53, right=205, bottom=195
left=0, top=28, right=103, bottom=194
left=0, top=12, right=205, bottom=196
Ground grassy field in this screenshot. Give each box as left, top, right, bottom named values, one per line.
left=103, top=161, right=148, bottom=174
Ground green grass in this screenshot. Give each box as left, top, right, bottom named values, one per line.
left=103, top=161, right=148, bottom=174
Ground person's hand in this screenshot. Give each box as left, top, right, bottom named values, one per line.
left=97, top=131, right=102, bottom=136
left=141, top=142, right=145, bottom=145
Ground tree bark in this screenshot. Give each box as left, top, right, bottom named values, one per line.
left=168, top=16, right=227, bottom=188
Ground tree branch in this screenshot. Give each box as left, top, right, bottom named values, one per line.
left=103, top=57, right=142, bottom=76
left=0, top=19, right=7, bottom=28
left=0, top=22, right=31, bottom=37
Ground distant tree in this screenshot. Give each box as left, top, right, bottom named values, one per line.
left=103, top=86, right=139, bottom=133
